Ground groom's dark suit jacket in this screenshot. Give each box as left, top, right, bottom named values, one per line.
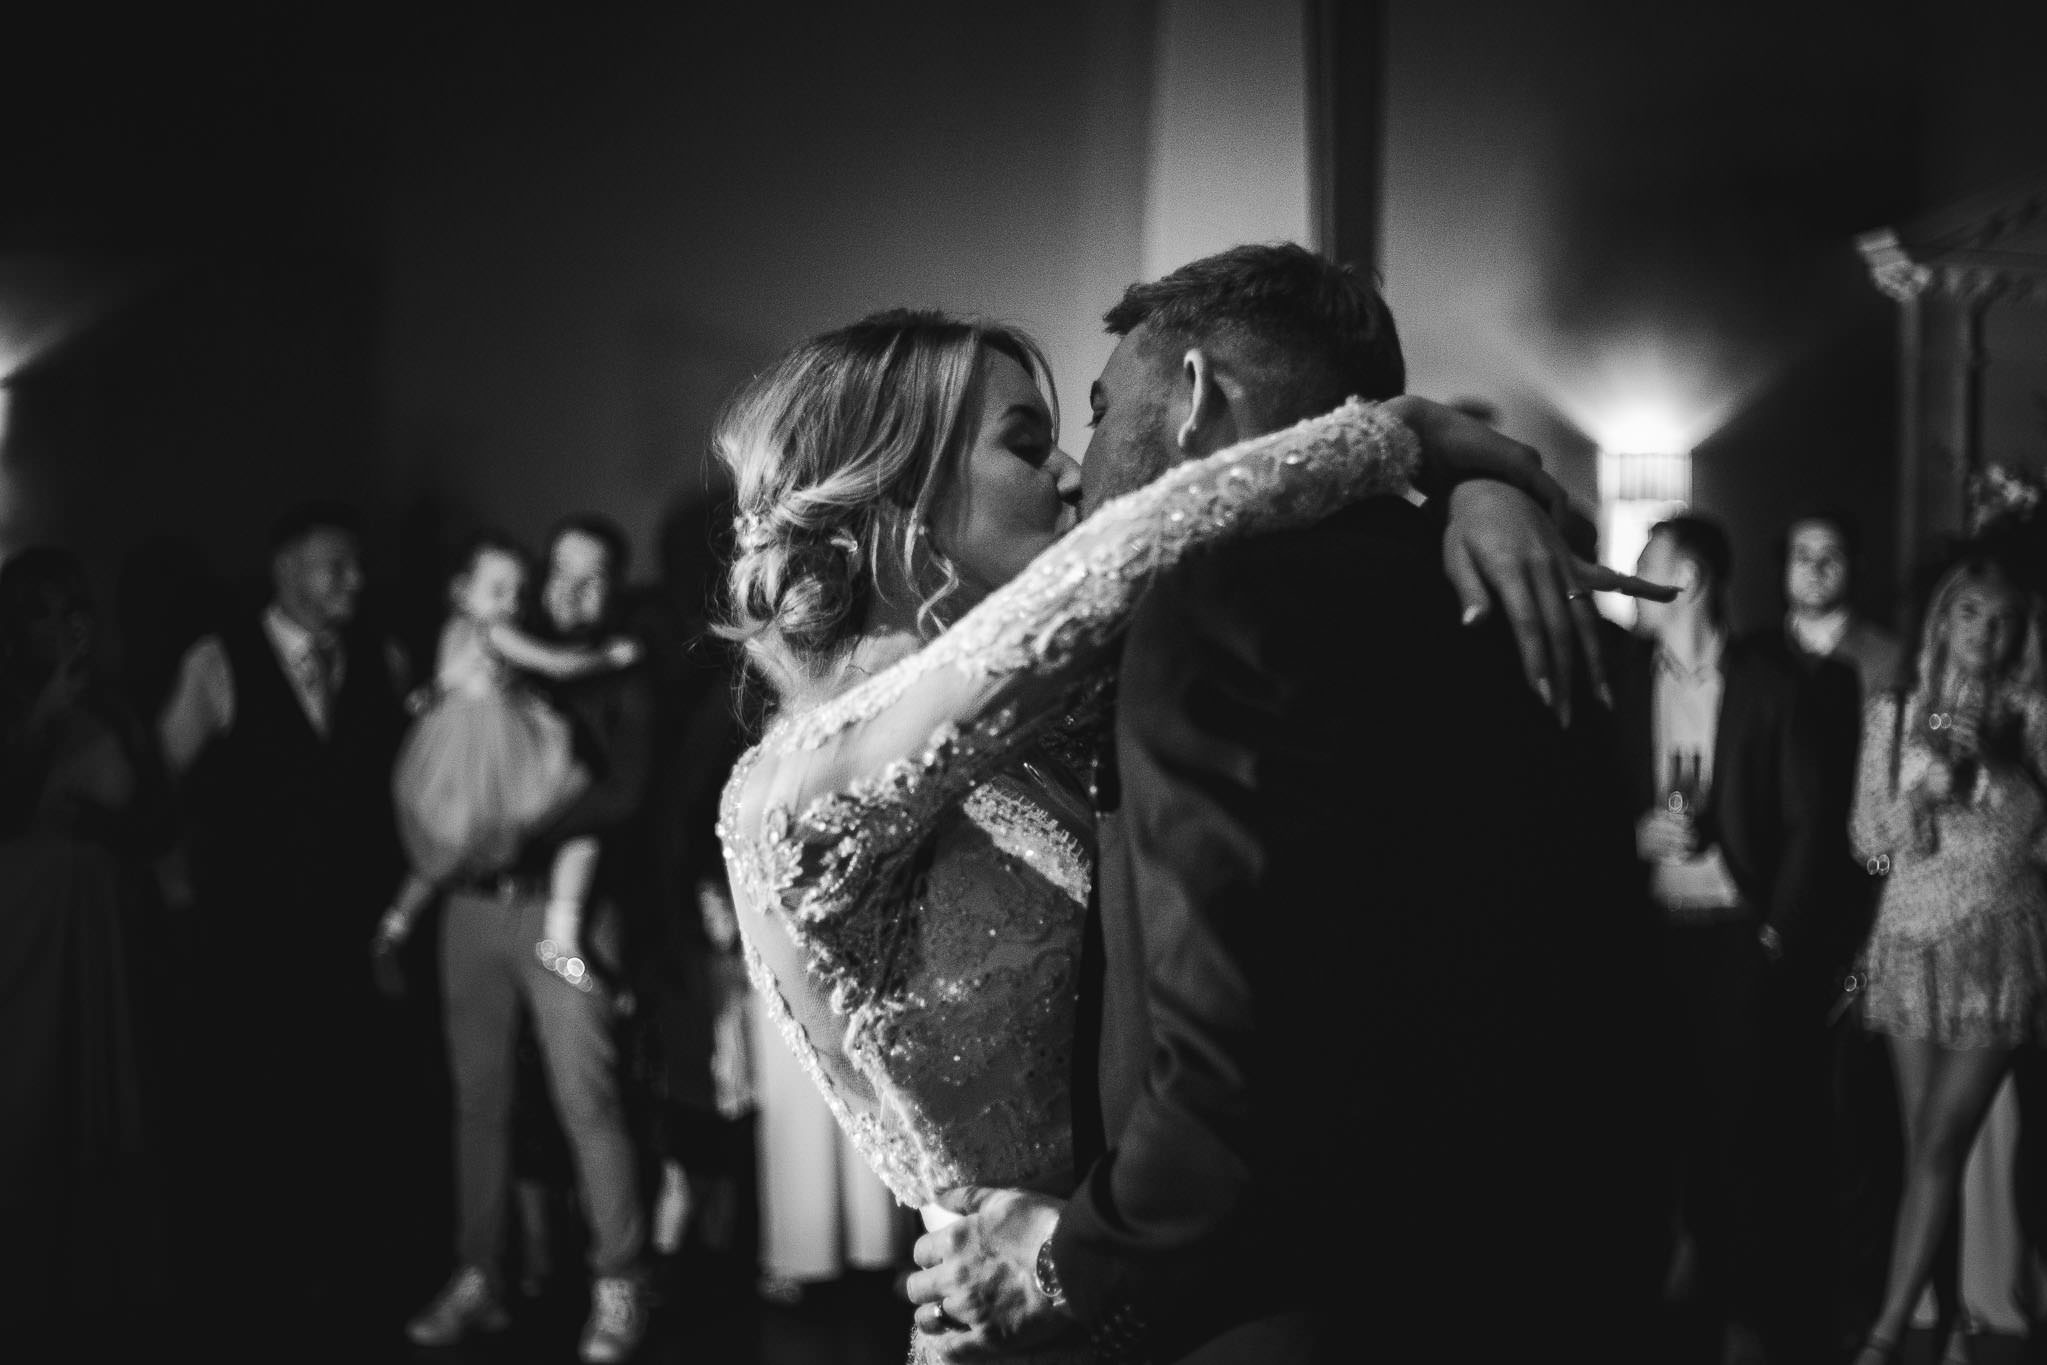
left=1052, top=494, right=1665, bottom=1364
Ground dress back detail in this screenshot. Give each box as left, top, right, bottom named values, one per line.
left=723, top=705, right=1096, bottom=1208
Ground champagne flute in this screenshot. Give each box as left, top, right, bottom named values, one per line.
left=1949, top=671, right=1989, bottom=803
left=1666, top=749, right=1702, bottom=854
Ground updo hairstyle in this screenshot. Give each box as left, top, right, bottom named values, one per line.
left=713, top=308, right=1055, bottom=704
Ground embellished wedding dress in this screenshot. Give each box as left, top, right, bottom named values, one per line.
left=718, top=399, right=1419, bottom=1362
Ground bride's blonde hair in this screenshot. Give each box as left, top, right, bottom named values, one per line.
left=713, top=308, right=1056, bottom=705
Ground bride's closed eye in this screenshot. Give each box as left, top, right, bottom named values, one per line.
left=1000, top=409, right=1058, bottom=467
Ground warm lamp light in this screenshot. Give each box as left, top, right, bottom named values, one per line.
left=1593, top=405, right=1692, bottom=459
left=1598, top=449, right=1691, bottom=504
left=1597, top=445, right=1691, bottom=628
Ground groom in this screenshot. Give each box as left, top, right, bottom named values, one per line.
left=906, top=244, right=1668, bottom=1362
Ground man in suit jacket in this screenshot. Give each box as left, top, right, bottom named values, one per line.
left=1765, top=509, right=1904, bottom=1349
left=905, top=244, right=1668, bottom=1363
left=1621, top=514, right=1852, bottom=1364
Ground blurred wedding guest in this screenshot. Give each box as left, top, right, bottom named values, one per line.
left=748, top=983, right=908, bottom=1305
left=114, top=536, right=230, bottom=747
left=1783, top=509, right=1902, bottom=703
left=635, top=491, right=906, bottom=1305
left=1848, top=547, right=2047, bottom=1365
left=1752, top=509, right=1907, bottom=1351
left=371, top=533, right=642, bottom=993
left=1622, top=514, right=1848, bottom=1365
left=1906, top=1078, right=2041, bottom=1355
left=154, top=501, right=415, bottom=1316
left=0, top=547, right=177, bottom=1341
left=629, top=494, right=755, bottom=1283
left=112, top=535, right=226, bottom=919
left=669, top=880, right=759, bottom=1268
left=1711, top=507, right=1899, bottom=1350
left=366, top=530, right=640, bottom=1316
left=402, top=514, right=653, bottom=1365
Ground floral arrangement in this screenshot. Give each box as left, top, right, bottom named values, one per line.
left=1967, top=461, right=2045, bottom=537
left=1955, top=460, right=2047, bottom=604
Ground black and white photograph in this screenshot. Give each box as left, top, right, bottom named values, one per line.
left=5, top=3, right=2047, bottom=1363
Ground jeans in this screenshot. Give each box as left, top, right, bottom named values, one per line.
left=440, top=886, right=643, bottom=1280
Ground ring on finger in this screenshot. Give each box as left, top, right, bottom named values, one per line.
left=1566, top=588, right=1590, bottom=601
left=920, top=1302, right=965, bottom=1332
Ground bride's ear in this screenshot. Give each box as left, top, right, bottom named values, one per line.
left=1175, top=348, right=1235, bottom=454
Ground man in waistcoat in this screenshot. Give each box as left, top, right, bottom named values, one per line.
left=158, top=499, right=414, bottom=1320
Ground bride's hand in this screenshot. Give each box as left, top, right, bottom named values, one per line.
left=1384, top=394, right=1565, bottom=516
left=1443, top=480, right=1676, bottom=726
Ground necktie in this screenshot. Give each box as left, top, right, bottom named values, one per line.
left=303, top=636, right=340, bottom=733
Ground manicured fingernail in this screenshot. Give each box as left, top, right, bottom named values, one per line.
left=1536, top=678, right=1553, bottom=708
left=1461, top=604, right=1484, bottom=626
left=1598, top=681, right=1615, bottom=709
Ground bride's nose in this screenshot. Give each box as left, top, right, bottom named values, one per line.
left=1050, top=449, right=1082, bottom=506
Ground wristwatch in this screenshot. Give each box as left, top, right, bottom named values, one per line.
left=1033, top=1235, right=1068, bottom=1309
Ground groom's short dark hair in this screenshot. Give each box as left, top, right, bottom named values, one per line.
left=1103, top=242, right=1406, bottom=423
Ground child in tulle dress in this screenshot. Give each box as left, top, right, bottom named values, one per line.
left=373, top=534, right=639, bottom=990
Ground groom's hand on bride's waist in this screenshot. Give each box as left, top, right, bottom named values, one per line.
left=907, top=1186, right=1076, bottom=1356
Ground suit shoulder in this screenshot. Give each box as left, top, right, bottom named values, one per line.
left=1158, top=495, right=1433, bottom=594
left=1130, top=497, right=1441, bottom=670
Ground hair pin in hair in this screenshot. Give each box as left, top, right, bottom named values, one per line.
left=735, top=511, right=775, bottom=555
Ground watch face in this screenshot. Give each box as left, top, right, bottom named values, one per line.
left=1035, top=1237, right=1065, bottom=1303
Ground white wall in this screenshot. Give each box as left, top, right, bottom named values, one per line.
left=1142, top=0, right=1316, bottom=282
left=373, top=2, right=1325, bottom=568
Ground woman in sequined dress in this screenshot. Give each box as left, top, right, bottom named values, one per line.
left=1849, top=551, right=2047, bottom=1365
left=710, top=308, right=1624, bottom=1362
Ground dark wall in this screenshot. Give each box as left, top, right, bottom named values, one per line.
left=371, top=3, right=1151, bottom=575
left=16, top=0, right=2044, bottom=647
left=2, top=3, right=1154, bottom=640
left=2, top=8, right=391, bottom=626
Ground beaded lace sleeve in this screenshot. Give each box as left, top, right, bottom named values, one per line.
left=725, top=398, right=1419, bottom=924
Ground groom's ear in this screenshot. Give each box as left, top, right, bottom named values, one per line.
left=1174, top=347, right=1243, bottom=457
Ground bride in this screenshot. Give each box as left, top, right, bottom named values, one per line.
left=715, top=304, right=1649, bottom=1361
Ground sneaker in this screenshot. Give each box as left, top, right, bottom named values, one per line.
left=578, top=1276, right=646, bottom=1363
left=405, top=1267, right=510, bottom=1347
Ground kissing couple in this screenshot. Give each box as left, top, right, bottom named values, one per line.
left=718, top=242, right=1675, bottom=1364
